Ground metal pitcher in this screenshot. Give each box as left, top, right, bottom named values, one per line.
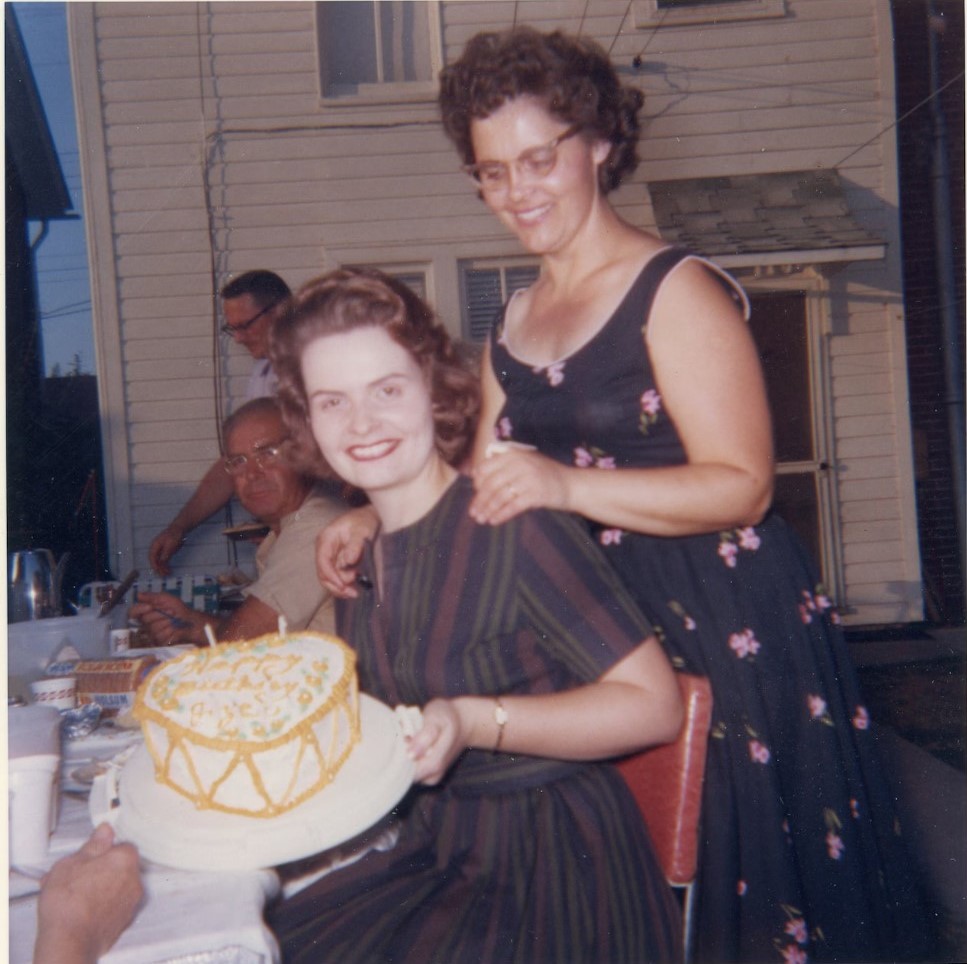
left=7, top=550, right=69, bottom=623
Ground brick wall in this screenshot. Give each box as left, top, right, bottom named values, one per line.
left=893, top=0, right=965, bottom=623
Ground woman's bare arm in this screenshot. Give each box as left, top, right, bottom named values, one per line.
left=471, top=262, right=774, bottom=535
left=408, top=638, right=682, bottom=785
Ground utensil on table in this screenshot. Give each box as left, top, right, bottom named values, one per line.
left=98, top=569, right=139, bottom=617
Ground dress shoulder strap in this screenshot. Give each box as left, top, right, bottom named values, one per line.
left=635, top=246, right=750, bottom=328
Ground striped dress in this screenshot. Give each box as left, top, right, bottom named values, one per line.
left=268, top=476, right=682, bottom=963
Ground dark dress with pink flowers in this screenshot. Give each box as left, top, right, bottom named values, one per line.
left=488, top=246, right=928, bottom=963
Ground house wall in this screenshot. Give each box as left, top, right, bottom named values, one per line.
left=69, top=0, right=922, bottom=624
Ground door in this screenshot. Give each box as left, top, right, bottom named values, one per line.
left=747, top=289, right=839, bottom=593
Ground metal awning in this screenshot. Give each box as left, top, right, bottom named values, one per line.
left=648, top=170, right=886, bottom=270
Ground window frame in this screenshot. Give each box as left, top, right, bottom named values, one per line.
left=344, top=262, right=432, bottom=304
left=634, top=0, right=786, bottom=27
left=459, top=258, right=541, bottom=344
left=737, top=267, right=844, bottom=605
left=316, top=0, right=443, bottom=106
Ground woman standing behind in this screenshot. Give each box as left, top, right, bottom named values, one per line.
left=433, top=26, right=927, bottom=964
left=268, top=268, right=684, bottom=963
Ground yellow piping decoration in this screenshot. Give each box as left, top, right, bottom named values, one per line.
left=133, top=631, right=361, bottom=817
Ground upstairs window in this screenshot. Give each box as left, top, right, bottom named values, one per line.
left=318, top=1, right=441, bottom=101
left=635, top=0, right=786, bottom=26
left=460, top=261, right=540, bottom=343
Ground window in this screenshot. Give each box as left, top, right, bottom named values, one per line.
left=460, top=261, right=540, bottom=343
left=317, top=1, right=441, bottom=100
left=635, top=0, right=786, bottom=27
left=659, top=0, right=746, bottom=6
left=387, top=270, right=427, bottom=302
left=347, top=264, right=428, bottom=302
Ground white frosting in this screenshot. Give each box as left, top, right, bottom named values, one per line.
left=133, top=631, right=359, bottom=817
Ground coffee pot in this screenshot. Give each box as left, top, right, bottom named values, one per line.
left=7, top=549, right=69, bottom=623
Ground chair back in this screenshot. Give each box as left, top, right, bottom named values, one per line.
left=616, top=674, right=713, bottom=887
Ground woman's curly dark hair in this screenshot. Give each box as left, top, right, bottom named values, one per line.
left=439, top=26, right=643, bottom=195
left=270, top=268, right=480, bottom=480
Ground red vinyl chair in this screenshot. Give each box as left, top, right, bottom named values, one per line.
left=616, top=674, right=713, bottom=962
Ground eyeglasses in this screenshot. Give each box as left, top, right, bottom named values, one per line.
left=463, top=125, right=583, bottom=195
left=220, top=301, right=281, bottom=338
left=223, top=439, right=289, bottom=475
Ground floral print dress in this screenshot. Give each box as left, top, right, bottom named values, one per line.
left=488, top=246, right=928, bottom=963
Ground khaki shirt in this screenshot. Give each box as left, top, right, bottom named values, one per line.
left=243, top=487, right=345, bottom=635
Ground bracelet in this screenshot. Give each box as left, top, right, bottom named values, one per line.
left=493, top=698, right=508, bottom=753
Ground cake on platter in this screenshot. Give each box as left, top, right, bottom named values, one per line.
left=133, top=628, right=360, bottom=818
left=92, top=624, right=416, bottom=870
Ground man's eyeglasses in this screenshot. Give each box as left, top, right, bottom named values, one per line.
left=223, top=439, right=289, bottom=475
left=220, top=301, right=281, bottom=338
left=463, top=125, right=583, bottom=196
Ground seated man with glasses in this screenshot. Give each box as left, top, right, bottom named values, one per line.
left=148, top=270, right=292, bottom=575
left=131, top=398, right=345, bottom=646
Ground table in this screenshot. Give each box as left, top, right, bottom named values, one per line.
left=8, top=794, right=280, bottom=964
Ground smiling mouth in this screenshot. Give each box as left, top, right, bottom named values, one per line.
left=512, top=203, right=552, bottom=225
left=348, top=440, right=400, bottom=461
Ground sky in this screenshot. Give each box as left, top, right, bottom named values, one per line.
left=13, top=0, right=96, bottom=377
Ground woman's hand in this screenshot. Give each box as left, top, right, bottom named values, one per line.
left=315, top=505, right=380, bottom=598
left=406, top=699, right=468, bottom=786
left=470, top=448, right=571, bottom=526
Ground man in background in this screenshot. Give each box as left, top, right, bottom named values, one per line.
left=133, top=398, right=344, bottom=642
left=148, top=270, right=291, bottom=575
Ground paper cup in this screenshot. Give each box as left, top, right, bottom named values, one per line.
left=30, top=676, right=76, bottom=711
left=111, top=628, right=132, bottom=653
left=8, top=753, right=60, bottom=865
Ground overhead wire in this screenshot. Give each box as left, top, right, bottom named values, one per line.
left=607, top=0, right=635, bottom=56
left=834, top=68, right=964, bottom=168
left=629, top=3, right=669, bottom=61
left=605, top=4, right=960, bottom=169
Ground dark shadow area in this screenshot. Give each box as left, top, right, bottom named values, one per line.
left=858, top=655, right=966, bottom=772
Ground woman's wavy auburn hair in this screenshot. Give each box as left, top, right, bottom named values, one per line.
left=438, top=26, right=644, bottom=195
left=270, top=268, right=480, bottom=480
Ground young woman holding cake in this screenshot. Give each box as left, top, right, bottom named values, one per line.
left=267, top=267, right=685, bottom=962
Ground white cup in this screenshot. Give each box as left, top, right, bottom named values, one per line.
left=8, top=754, right=61, bottom=865
left=77, top=580, right=119, bottom=610
left=30, top=676, right=77, bottom=711
left=111, top=628, right=132, bottom=653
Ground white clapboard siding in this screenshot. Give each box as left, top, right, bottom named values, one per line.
left=69, top=0, right=921, bottom=620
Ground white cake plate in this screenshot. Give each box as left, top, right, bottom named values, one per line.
left=90, top=695, right=415, bottom=871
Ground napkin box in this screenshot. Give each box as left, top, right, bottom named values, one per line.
left=68, top=656, right=159, bottom=717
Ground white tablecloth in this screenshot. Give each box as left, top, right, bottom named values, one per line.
left=8, top=795, right=280, bottom=964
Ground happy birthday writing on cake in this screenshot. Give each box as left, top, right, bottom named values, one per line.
left=149, top=651, right=331, bottom=732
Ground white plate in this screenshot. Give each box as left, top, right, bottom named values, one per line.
left=62, top=724, right=145, bottom=793
left=91, top=695, right=415, bottom=871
